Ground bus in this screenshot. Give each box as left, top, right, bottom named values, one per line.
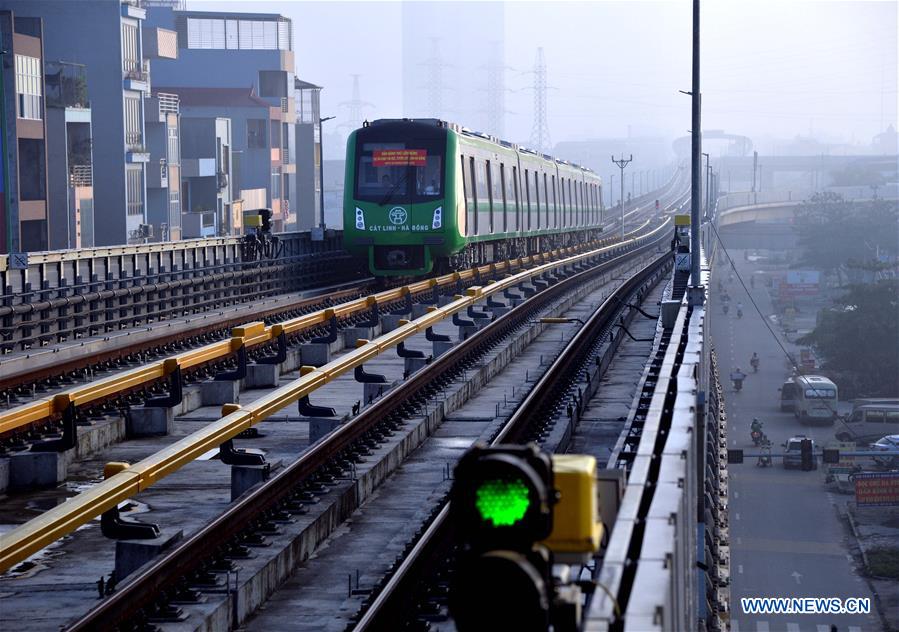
left=779, top=375, right=838, bottom=424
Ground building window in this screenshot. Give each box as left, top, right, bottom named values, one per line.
left=124, top=95, right=142, bottom=148
left=122, top=23, right=139, bottom=73
left=270, top=171, right=281, bottom=199
left=15, top=55, right=43, bottom=120
left=126, top=166, right=143, bottom=216
left=185, top=17, right=290, bottom=50
left=169, top=189, right=180, bottom=222
left=247, top=119, right=267, bottom=148
left=186, top=17, right=225, bottom=49
left=167, top=124, right=179, bottom=165
left=259, top=71, right=287, bottom=98
left=18, top=139, right=46, bottom=200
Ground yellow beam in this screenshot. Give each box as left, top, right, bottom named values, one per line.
left=0, top=218, right=672, bottom=572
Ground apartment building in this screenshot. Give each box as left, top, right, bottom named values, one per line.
left=0, top=10, right=50, bottom=253
left=44, top=60, right=94, bottom=249
left=146, top=6, right=298, bottom=232
left=0, top=0, right=181, bottom=246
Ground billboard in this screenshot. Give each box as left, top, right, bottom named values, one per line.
left=854, top=472, right=899, bottom=507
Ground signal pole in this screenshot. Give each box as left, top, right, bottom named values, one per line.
left=611, top=154, right=633, bottom=240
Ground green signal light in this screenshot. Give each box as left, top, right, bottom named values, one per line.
left=475, top=478, right=531, bottom=527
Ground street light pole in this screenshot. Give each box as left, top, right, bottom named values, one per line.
left=689, top=0, right=703, bottom=295
left=611, top=154, right=633, bottom=240
left=318, top=115, right=335, bottom=230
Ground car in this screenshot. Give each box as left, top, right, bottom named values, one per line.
left=782, top=435, right=817, bottom=470
left=871, top=435, right=899, bottom=468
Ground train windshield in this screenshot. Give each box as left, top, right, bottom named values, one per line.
left=355, top=140, right=445, bottom=204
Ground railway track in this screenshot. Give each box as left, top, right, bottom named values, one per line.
left=0, top=178, right=687, bottom=630
left=353, top=246, right=671, bottom=631
left=48, top=214, right=675, bottom=631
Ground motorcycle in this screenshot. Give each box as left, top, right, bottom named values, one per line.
left=751, top=429, right=764, bottom=446
left=723, top=303, right=730, bottom=315
left=750, top=357, right=760, bottom=373
left=756, top=438, right=772, bottom=468
left=733, top=377, right=743, bottom=392
left=737, top=307, right=744, bottom=319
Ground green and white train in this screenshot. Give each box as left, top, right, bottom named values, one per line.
left=343, top=119, right=605, bottom=276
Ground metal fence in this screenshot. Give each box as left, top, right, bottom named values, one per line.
left=0, top=231, right=352, bottom=354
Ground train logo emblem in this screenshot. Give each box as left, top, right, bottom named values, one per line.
left=389, top=207, right=408, bottom=225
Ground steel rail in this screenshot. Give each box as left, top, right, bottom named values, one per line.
left=0, top=240, right=612, bottom=438
left=353, top=240, right=674, bottom=631
left=0, top=223, right=669, bottom=575
left=59, top=221, right=673, bottom=631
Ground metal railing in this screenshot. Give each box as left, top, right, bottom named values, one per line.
left=157, top=92, right=179, bottom=114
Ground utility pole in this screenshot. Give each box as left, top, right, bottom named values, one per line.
left=611, top=154, right=633, bottom=240
left=751, top=150, right=758, bottom=193
left=702, top=152, right=710, bottom=218
left=0, top=40, right=13, bottom=254
left=485, top=40, right=507, bottom=138
left=529, top=47, right=551, bottom=155
left=689, top=0, right=702, bottom=295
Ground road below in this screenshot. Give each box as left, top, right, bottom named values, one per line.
left=711, top=243, right=882, bottom=632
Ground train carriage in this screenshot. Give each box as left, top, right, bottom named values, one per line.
left=344, top=118, right=604, bottom=276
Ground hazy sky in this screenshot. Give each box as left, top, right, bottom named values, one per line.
left=193, top=0, right=898, bottom=153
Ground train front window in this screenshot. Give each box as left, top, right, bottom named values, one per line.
left=355, top=141, right=444, bottom=204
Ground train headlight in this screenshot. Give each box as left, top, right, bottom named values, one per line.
left=432, top=206, right=442, bottom=229
left=355, top=207, right=365, bottom=230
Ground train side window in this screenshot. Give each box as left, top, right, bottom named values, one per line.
left=512, top=165, right=520, bottom=232
left=532, top=170, right=540, bottom=230
left=579, top=182, right=585, bottom=225
left=499, top=163, right=508, bottom=233
left=485, top=159, right=494, bottom=234
left=560, top=177, right=566, bottom=229
left=543, top=173, right=550, bottom=229
left=551, top=175, right=558, bottom=229
left=567, top=179, right=573, bottom=227
left=469, top=156, right=478, bottom=236
left=461, top=155, right=470, bottom=236
left=523, top=168, right=531, bottom=231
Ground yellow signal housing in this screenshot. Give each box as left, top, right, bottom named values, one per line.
left=674, top=214, right=691, bottom=226
left=542, top=454, right=603, bottom=562
left=244, top=214, right=262, bottom=228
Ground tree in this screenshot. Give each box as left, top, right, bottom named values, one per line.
left=793, top=193, right=899, bottom=276
left=797, top=280, right=899, bottom=397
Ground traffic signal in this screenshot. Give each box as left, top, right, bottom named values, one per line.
left=449, top=444, right=556, bottom=631
left=801, top=438, right=814, bottom=471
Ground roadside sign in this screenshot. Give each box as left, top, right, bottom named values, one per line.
left=854, top=471, right=899, bottom=507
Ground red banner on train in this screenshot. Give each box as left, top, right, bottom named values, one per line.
left=372, top=149, right=427, bottom=167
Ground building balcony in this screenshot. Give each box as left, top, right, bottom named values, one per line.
left=45, top=61, right=90, bottom=110
left=121, top=0, right=147, bottom=20
left=123, top=60, right=150, bottom=92
left=126, top=142, right=150, bottom=162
